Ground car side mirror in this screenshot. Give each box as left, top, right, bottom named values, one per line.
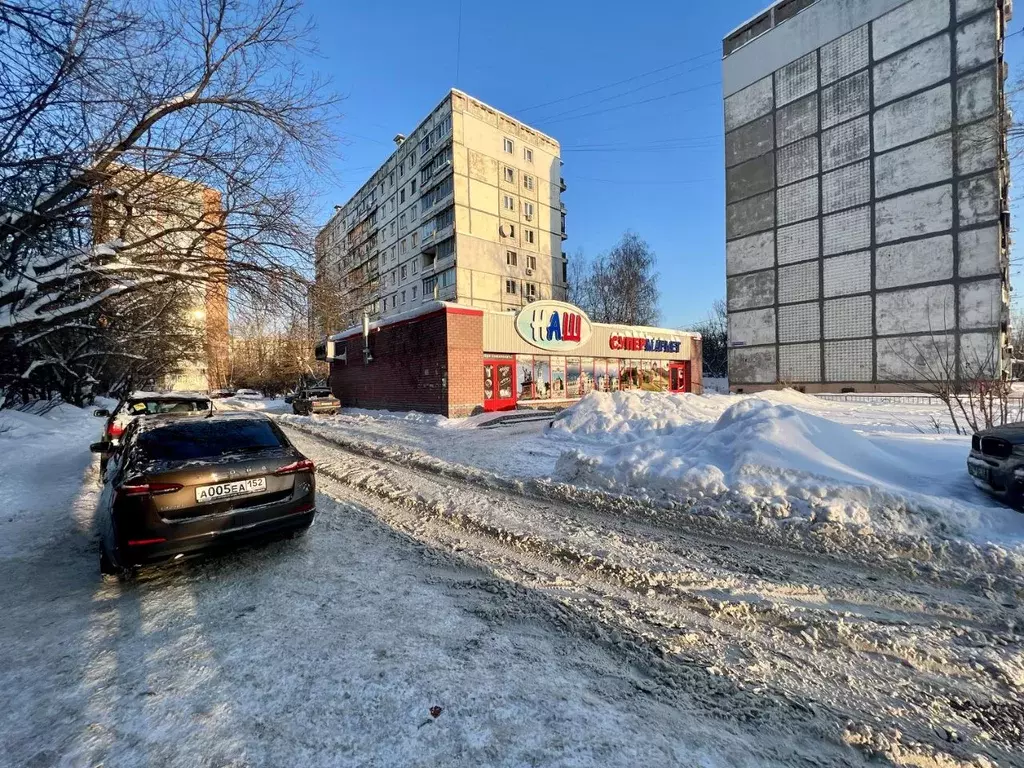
left=93, top=409, right=110, bottom=417
left=90, top=442, right=111, bottom=454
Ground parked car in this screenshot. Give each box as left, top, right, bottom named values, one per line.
left=90, top=412, right=316, bottom=580
left=291, top=387, right=340, bottom=415
left=210, top=388, right=236, bottom=399
left=94, top=392, right=213, bottom=470
left=967, top=424, right=1024, bottom=510
left=234, top=388, right=263, bottom=400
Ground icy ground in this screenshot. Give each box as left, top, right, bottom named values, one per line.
left=3, top=397, right=1023, bottom=766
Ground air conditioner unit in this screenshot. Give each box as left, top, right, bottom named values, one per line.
left=525, top=268, right=534, bottom=276
left=524, top=214, right=532, bottom=221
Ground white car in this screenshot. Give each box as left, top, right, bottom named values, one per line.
left=234, top=388, right=263, bottom=400
left=94, top=391, right=214, bottom=470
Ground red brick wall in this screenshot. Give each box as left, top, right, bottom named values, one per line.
left=328, top=307, right=485, bottom=417
left=445, top=310, right=484, bottom=417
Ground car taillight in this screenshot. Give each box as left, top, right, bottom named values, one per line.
left=108, top=422, right=123, bottom=438
left=117, top=482, right=183, bottom=497
left=275, top=459, right=315, bottom=475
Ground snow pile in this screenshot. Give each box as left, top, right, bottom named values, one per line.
left=215, top=396, right=288, bottom=413
left=555, top=395, right=1024, bottom=554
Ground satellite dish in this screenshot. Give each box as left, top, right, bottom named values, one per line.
left=499, top=224, right=509, bottom=237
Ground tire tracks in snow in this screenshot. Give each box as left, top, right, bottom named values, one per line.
left=282, top=423, right=1024, bottom=767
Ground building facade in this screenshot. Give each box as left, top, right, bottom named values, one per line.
left=723, top=0, right=1011, bottom=392
left=314, top=89, right=568, bottom=336
left=324, top=300, right=702, bottom=417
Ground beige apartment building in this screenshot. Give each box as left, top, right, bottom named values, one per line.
left=314, top=89, right=568, bottom=333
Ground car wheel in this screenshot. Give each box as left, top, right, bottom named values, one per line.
left=100, top=546, right=136, bottom=583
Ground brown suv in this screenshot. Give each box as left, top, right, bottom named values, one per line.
left=91, top=412, right=316, bottom=580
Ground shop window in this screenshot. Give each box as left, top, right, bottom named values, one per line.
left=517, top=357, right=534, bottom=400
left=579, top=358, right=595, bottom=395
left=566, top=358, right=581, bottom=398
left=593, top=359, right=607, bottom=392
left=607, top=360, right=620, bottom=391
left=533, top=357, right=551, bottom=400
left=550, top=357, right=566, bottom=399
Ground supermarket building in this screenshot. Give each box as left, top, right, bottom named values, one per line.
left=322, top=300, right=703, bottom=417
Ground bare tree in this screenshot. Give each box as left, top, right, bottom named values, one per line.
left=0, top=0, right=336, bottom=406
left=572, top=231, right=659, bottom=325
left=688, top=299, right=727, bottom=379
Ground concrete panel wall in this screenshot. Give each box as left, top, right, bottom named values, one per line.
left=728, top=346, right=777, bottom=384
left=821, top=26, right=869, bottom=86
left=727, top=231, right=775, bottom=275
left=959, top=226, right=1001, bottom=278
left=961, top=331, right=1000, bottom=376
left=823, top=160, right=871, bottom=213
left=874, top=133, right=953, bottom=198
left=876, top=284, right=955, bottom=335
left=779, top=343, right=821, bottom=381
left=825, top=295, right=873, bottom=338
left=823, top=206, right=872, bottom=255
left=779, top=302, right=821, bottom=343
left=724, top=0, right=1006, bottom=389
left=875, top=235, right=954, bottom=289
left=729, top=307, right=777, bottom=347
left=875, top=185, right=953, bottom=243
left=822, top=70, right=870, bottom=129
left=877, top=334, right=954, bottom=380
left=873, top=34, right=951, bottom=106
left=725, top=76, right=774, bottom=131
left=959, top=278, right=1003, bottom=329
left=727, top=191, right=775, bottom=239
left=726, top=114, right=775, bottom=167
left=727, top=152, right=776, bottom=202
left=822, top=116, right=870, bottom=171
left=826, top=338, right=874, bottom=380
left=776, top=93, right=819, bottom=146
left=778, top=260, right=820, bottom=304
left=777, top=220, right=819, bottom=265
left=823, top=251, right=871, bottom=296
left=872, top=0, right=949, bottom=60
left=873, top=84, right=952, bottom=153
left=728, top=270, right=776, bottom=311
left=777, top=178, right=819, bottom=225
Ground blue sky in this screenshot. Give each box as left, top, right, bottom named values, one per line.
left=301, top=0, right=1023, bottom=329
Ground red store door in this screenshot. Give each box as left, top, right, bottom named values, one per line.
left=483, top=359, right=517, bottom=411
left=669, top=362, right=691, bottom=393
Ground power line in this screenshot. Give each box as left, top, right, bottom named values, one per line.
left=572, top=176, right=715, bottom=185
left=513, top=48, right=720, bottom=114
left=541, top=81, right=721, bottom=125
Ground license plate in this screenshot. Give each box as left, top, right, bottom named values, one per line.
left=968, top=462, right=990, bottom=482
left=195, top=477, right=267, bottom=504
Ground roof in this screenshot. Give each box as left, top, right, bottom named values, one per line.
left=329, top=301, right=478, bottom=341
left=129, top=390, right=211, bottom=400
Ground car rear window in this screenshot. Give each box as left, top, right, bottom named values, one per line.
left=123, top=399, right=210, bottom=416
left=136, top=419, right=285, bottom=460
left=311, top=390, right=333, bottom=397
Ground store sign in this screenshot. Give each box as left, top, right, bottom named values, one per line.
left=609, top=335, right=682, bottom=354
left=515, top=300, right=593, bottom=351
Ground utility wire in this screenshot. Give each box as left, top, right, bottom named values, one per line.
left=541, top=81, right=721, bottom=125
left=514, top=47, right=720, bottom=114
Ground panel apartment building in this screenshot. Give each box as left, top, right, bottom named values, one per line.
left=723, top=0, right=1011, bottom=393
left=314, top=89, right=568, bottom=334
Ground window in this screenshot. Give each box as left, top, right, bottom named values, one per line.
left=503, top=137, right=514, bottom=154
left=401, top=290, right=406, bottom=304
left=503, top=195, right=515, bottom=211
left=391, top=246, right=397, bottom=262
left=410, top=204, right=418, bottom=220
left=526, top=282, right=537, bottom=298
left=505, top=279, right=517, bottom=294
left=401, top=264, right=407, bottom=280
left=525, top=228, right=535, bottom=244
left=412, top=285, right=418, bottom=299
left=390, top=222, right=396, bottom=236
left=411, top=179, right=417, bottom=194
left=400, top=189, right=405, bottom=204
left=524, top=147, right=533, bottom=163
left=399, top=160, right=404, bottom=177
left=526, top=254, right=536, bottom=270
left=399, top=213, right=406, bottom=229
left=412, top=259, right=419, bottom=274
left=390, top=198, right=395, bottom=212
left=392, top=295, right=397, bottom=309
left=389, top=172, right=394, bottom=187
left=391, top=270, right=396, bottom=286
left=400, top=239, right=407, bottom=254
left=379, top=182, right=385, bottom=197
left=411, top=232, right=418, bottom=247
left=436, top=236, right=455, bottom=260
left=410, top=149, right=416, bottom=164
left=506, top=250, right=517, bottom=266
left=523, top=202, right=534, bottom=218
left=523, top=174, right=534, bottom=190
left=504, top=166, right=515, bottom=183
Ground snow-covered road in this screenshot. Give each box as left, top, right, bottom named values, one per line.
left=278, top=422, right=1024, bottom=768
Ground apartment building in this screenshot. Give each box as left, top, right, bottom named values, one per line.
left=314, top=89, right=568, bottom=334
left=723, top=0, right=1011, bottom=392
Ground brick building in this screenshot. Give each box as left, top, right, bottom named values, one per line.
left=323, top=301, right=703, bottom=417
